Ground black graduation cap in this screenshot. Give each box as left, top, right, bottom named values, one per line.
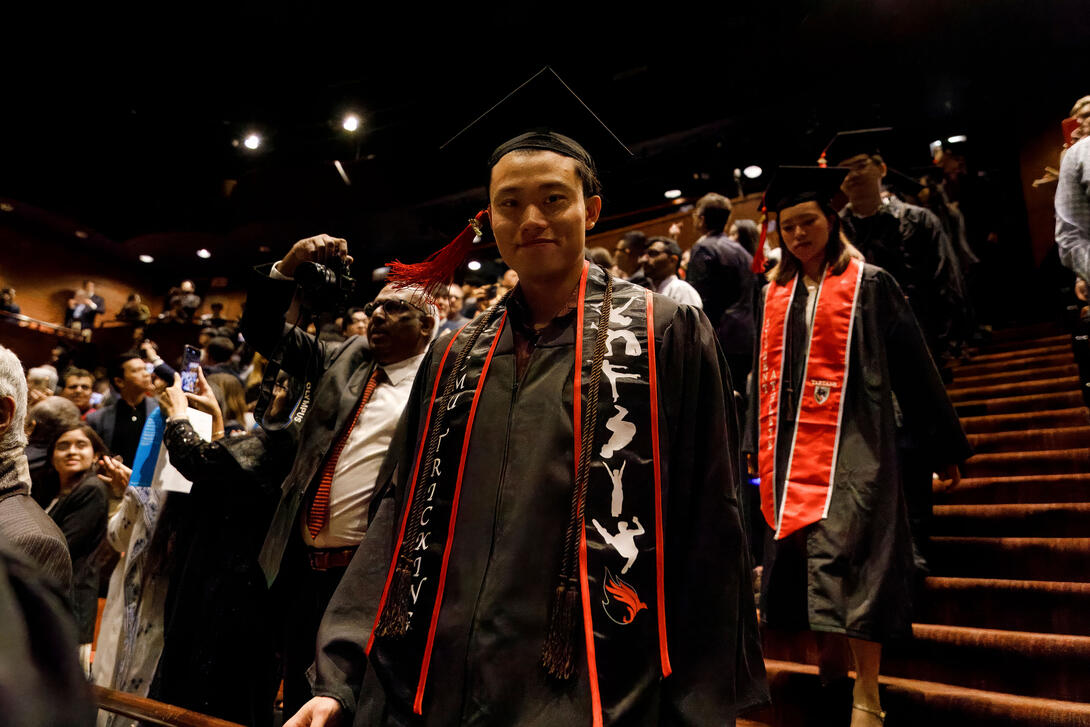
left=763, top=165, right=850, bottom=213
left=440, top=65, right=633, bottom=175
left=819, top=127, right=894, bottom=166
left=884, top=167, right=925, bottom=198
left=388, top=67, right=632, bottom=295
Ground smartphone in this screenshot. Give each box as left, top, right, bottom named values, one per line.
left=181, top=345, right=201, bottom=393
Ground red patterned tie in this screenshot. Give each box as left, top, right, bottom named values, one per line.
left=306, top=367, right=383, bottom=539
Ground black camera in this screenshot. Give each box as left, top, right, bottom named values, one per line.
left=294, top=258, right=356, bottom=312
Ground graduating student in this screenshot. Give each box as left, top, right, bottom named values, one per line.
left=288, top=67, right=767, bottom=727
left=745, top=167, right=971, bottom=726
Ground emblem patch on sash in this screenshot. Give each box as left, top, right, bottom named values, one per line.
left=602, top=568, right=647, bottom=625
left=811, top=379, right=836, bottom=405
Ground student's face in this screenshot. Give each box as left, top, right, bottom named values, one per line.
left=61, top=376, right=94, bottom=411
left=839, top=153, right=885, bottom=197
left=778, top=201, right=831, bottom=272
left=488, top=150, right=601, bottom=286
left=53, top=429, right=95, bottom=478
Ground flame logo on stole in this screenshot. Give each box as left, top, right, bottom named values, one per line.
left=602, top=568, right=648, bottom=625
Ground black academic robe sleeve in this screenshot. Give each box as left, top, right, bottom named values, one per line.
left=876, top=270, right=973, bottom=469
left=52, top=478, right=108, bottom=561
left=655, top=303, right=769, bottom=722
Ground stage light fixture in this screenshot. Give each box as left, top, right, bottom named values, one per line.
left=664, top=189, right=682, bottom=199
left=343, top=114, right=360, bottom=132
left=467, top=260, right=482, bottom=271
left=139, top=255, right=154, bottom=264
left=947, top=135, right=967, bottom=144
left=196, top=249, right=212, bottom=259
left=743, top=165, right=763, bottom=179
left=243, top=133, right=261, bottom=150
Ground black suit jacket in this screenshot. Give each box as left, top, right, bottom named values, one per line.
left=241, top=265, right=400, bottom=584
left=0, top=454, right=73, bottom=593
left=86, top=397, right=158, bottom=460
left=48, top=474, right=108, bottom=642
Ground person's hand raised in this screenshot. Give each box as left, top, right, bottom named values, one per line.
left=278, top=234, right=354, bottom=278
left=184, top=366, right=221, bottom=418
left=157, top=375, right=189, bottom=419
left=283, top=697, right=344, bottom=727
left=97, top=455, right=131, bottom=498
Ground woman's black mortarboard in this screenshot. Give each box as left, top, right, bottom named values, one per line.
left=387, top=66, right=633, bottom=296
left=817, top=127, right=894, bottom=167
left=883, top=167, right=925, bottom=199
left=763, top=165, right=850, bottom=213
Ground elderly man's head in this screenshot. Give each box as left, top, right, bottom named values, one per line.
left=364, top=285, right=438, bottom=365
left=0, top=346, right=28, bottom=451
left=25, top=396, right=81, bottom=446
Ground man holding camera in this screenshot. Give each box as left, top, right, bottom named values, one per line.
left=241, top=237, right=436, bottom=717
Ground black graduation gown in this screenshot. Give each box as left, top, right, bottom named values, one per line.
left=744, top=264, right=971, bottom=641
left=312, top=273, right=768, bottom=726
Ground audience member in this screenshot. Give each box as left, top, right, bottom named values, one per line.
left=26, top=366, right=58, bottom=407
left=202, top=336, right=239, bottom=379
left=116, top=293, right=151, bottom=325
left=199, top=301, right=229, bottom=327
left=241, top=234, right=438, bottom=717
left=0, top=288, right=20, bottom=315
left=1056, top=133, right=1090, bottom=283
left=207, top=372, right=252, bottom=435
left=45, top=423, right=110, bottom=670
left=730, top=218, right=761, bottom=256
left=585, top=245, right=615, bottom=269
left=66, top=280, right=105, bottom=332
left=0, top=346, right=72, bottom=591
left=613, top=229, right=652, bottom=287
left=25, top=396, right=82, bottom=509
left=437, top=284, right=470, bottom=335
left=60, top=368, right=97, bottom=417
left=687, top=193, right=756, bottom=390
left=341, top=307, right=369, bottom=339
left=87, top=351, right=158, bottom=467
left=166, top=280, right=202, bottom=322
left=638, top=236, right=703, bottom=307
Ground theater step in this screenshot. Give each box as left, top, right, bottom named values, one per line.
left=918, top=577, right=1090, bottom=636
left=752, top=660, right=1090, bottom=727
left=963, top=343, right=1071, bottom=366
left=947, top=363, right=1079, bottom=390
left=961, top=448, right=1090, bottom=478
left=947, top=376, right=1082, bottom=403
left=971, top=334, right=1071, bottom=356
left=984, top=322, right=1066, bottom=343
left=931, top=536, right=1090, bottom=581
left=951, top=351, right=1076, bottom=379
left=934, top=474, right=1090, bottom=505
left=959, top=407, right=1090, bottom=435
left=954, top=390, right=1085, bottom=416
left=932, top=503, right=1090, bottom=537
left=966, top=426, right=1090, bottom=453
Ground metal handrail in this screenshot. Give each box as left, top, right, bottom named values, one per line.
left=0, top=309, right=84, bottom=339
left=92, top=686, right=245, bottom=727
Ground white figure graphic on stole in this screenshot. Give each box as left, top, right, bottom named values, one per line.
left=601, top=406, right=636, bottom=458
left=592, top=517, right=645, bottom=574
left=610, top=297, right=637, bottom=327
left=606, top=460, right=627, bottom=516
left=602, top=361, right=640, bottom=402
left=606, top=329, right=641, bottom=357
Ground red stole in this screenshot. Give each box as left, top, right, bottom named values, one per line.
left=757, top=257, right=863, bottom=540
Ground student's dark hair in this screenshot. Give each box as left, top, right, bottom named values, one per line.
left=108, top=351, right=144, bottom=386
left=769, top=202, right=863, bottom=285
left=695, top=193, right=733, bottom=234
left=205, top=337, right=235, bottom=364
left=732, top=219, right=760, bottom=255
left=620, top=230, right=647, bottom=254
left=62, top=367, right=93, bottom=385
left=647, top=236, right=683, bottom=259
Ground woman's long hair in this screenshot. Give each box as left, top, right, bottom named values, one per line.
left=768, top=202, right=863, bottom=284
left=732, top=218, right=761, bottom=256
left=207, top=373, right=248, bottom=428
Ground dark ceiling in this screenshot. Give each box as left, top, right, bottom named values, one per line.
left=1, top=1, right=1086, bottom=290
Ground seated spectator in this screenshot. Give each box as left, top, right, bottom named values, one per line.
left=44, top=423, right=110, bottom=670
left=437, top=284, right=470, bottom=335
left=65, top=280, right=105, bottom=333
left=0, top=346, right=72, bottom=592
left=166, top=280, right=202, bottom=323
left=59, top=368, right=96, bottom=418
left=202, top=336, right=240, bottom=379
left=25, top=396, right=82, bottom=509
left=116, top=293, right=151, bottom=325
left=0, top=288, right=20, bottom=315
left=26, top=367, right=58, bottom=408
left=199, top=301, right=228, bottom=327
left=207, top=372, right=252, bottom=435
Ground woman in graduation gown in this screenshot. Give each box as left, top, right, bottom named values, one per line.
left=744, top=166, right=971, bottom=725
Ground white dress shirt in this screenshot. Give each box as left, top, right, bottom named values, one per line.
left=303, top=352, right=425, bottom=548
left=654, top=274, right=704, bottom=309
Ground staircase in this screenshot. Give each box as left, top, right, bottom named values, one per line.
left=746, top=324, right=1090, bottom=726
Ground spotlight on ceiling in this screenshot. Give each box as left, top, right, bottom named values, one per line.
left=664, top=189, right=682, bottom=199
left=196, top=249, right=212, bottom=259
left=467, top=260, right=482, bottom=271
left=139, top=254, right=154, bottom=264
left=743, top=165, right=763, bottom=179
left=947, top=135, right=967, bottom=144
left=243, top=133, right=261, bottom=150
left=342, top=114, right=360, bottom=132
left=74, top=230, right=89, bottom=239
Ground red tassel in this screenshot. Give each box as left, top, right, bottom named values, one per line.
left=387, top=209, right=495, bottom=297
left=817, top=153, right=828, bottom=168
left=751, top=211, right=769, bottom=273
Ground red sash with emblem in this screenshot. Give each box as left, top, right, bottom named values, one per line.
left=757, top=257, right=863, bottom=540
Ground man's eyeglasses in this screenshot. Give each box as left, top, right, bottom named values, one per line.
left=363, top=298, right=428, bottom=317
